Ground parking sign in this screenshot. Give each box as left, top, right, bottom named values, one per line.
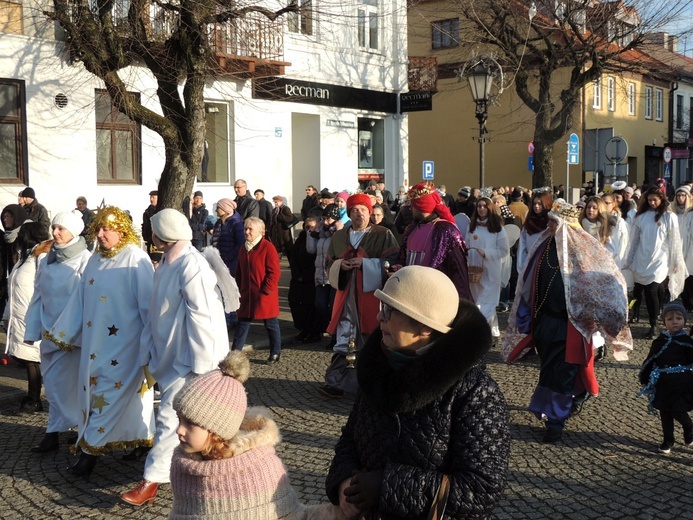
left=423, top=161, right=434, bottom=180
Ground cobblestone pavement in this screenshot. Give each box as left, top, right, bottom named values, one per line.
left=0, top=262, right=691, bottom=519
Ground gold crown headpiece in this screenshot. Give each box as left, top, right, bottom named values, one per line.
left=408, top=182, right=436, bottom=200
left=89, top=204, right=140, bottom=256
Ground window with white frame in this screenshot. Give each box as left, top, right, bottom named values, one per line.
left=288, top=0, right=313, bottom=36
left=607, top=77, right=615, bottom=111
left=95, top=89, right=141, bottom=184
left=645, top=86, right=652, bottom=119
left=358, top=0, right=378, bottom=50
left=431, top=18, right=459, bottom=49
left=0, top=79, right=27, bottom=182
left=593, top=79, right=601, bottom=109
left=627, top=83, right=635, bottom=115
left=655, top=88, right=663, bottom=121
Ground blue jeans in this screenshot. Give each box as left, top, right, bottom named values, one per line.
left=232, top=318, right=281, bottom=357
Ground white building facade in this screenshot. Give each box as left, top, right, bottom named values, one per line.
left=0, top=0, right=409, bottom=227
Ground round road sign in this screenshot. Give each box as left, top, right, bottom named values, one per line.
left=605, top=136, right=628, bottom=164
left=663, top=147, right=672, bottom=164
left=528, top=141, right=534, bottom=155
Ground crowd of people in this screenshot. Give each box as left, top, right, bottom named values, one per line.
left=0, top=175, right=691, bottom=518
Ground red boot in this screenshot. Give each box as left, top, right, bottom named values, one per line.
left=121, top=480, right=158, bottom=506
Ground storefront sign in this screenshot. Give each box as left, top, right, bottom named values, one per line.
left=400, top=91, right=433, bottom=112
left=253, top=77, right=398, bottom=113
left=326, top=119, right=355, bottom=128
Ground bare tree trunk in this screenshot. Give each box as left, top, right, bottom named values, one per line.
left=532, top=139, right=554, bottom=188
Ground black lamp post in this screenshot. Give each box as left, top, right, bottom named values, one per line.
left=466, top=61, right=495, bottom=190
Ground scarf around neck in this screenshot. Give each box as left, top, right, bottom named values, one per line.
left=47, top=236, right=87, bottom=264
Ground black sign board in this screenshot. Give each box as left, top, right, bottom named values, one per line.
left=400, top=91, right=433, bottom=112
left=253, top=77, right=397, bottom=113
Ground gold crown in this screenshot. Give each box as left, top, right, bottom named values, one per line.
left=550, top=200, right=582, bottom=222
left=408, top=182, right=436, bottom=200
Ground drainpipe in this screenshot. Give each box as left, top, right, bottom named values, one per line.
left=669, top=80, right=678, bottom=183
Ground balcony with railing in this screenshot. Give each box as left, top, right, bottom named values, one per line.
left=86, top=0, right=290, bottom=78
left=209, top=13, right=290, bottom=78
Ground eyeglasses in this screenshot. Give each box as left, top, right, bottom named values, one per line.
left=380, top=302, right=395, bottom=321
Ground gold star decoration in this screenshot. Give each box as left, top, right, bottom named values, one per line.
left=98, top=427, right=105, bottom=434
left=90, top=376, right=97, bottom=386
left=138, top=381, right=150, bottom=398
left=89, top=279, right=94, bottom=285
left=111, top=359, right=118, bottom=366
left=59, top=331, right=66, bottom=338
left=92, top=393, right=109, bottom=413
left=114, top=381, right=123, bottom=389
left=87, top=321, right=92, bottom=328
left=100, top=296, right=107, bottom=302
left=90, top=353, right=96, bottom=359
left=108, top=324, right=119, bottom=336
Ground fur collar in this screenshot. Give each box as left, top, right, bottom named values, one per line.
left=33, top=240, right=53, bottom=257
left=357, top=299, right=492, bottom=414
left=226, top=406, right=281, bottom=457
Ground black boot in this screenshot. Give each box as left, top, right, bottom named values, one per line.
left=31, top=432, right=59, bottom=453
left=18, top=396, right=43, bottom=414
left=67, top=453, right=97, bottom=478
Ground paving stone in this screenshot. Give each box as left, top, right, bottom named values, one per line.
left=0, top=260, right=691, bottom=518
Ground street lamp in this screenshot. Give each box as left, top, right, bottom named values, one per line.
left=460, top=56, right=503, bottom=190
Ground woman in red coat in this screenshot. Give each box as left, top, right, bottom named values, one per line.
left=232, top=217, right=282, bottom=364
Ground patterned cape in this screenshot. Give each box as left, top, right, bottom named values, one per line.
left=502, top=216, right=633, bottom=362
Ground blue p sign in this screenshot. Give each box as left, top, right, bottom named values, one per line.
left=423, top=161, right=434, bottom=180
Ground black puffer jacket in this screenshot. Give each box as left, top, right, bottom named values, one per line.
left=326, top=300, right=510, bottom=519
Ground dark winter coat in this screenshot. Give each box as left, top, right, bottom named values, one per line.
left=211, top=213, right=245, bottom=275
left=189, top=204, right=209, bottom=243
left=301, top=194, right=320, bottom=220
left=22, top=199, right=50, bottom=232
left=326, top=300, right=510, bottom=519
left=142, top=204, right=158, bottom=248
left=234, top=193, right=259, bottom=220
left=257, top=198, right=273, bottom=230
left=235, top=238, right=280, bottom=320
left=639, top=331, right=693, bottom=412
left=269, top=204, right=295, bottom=256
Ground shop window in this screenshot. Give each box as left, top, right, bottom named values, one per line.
left=0, top=79, right=27, bottom=182
left=357, top=118, right=384, bottom=170
left=201, top=102, right=232, bottom=183
left=95, top=89, right=141, bottom=184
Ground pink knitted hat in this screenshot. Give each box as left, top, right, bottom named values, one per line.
left=173, top=351, right=250, bottom=440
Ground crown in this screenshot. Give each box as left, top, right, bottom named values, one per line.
left=408, top=182, right=436, bottom=200
left=532, top=186, right=552, bottom=195
left=479, top=187, right=493, bottom=199
left=550, top=200, right=582, bottom=222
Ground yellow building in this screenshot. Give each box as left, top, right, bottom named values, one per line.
left=407, top=1, right=677, bottom=191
